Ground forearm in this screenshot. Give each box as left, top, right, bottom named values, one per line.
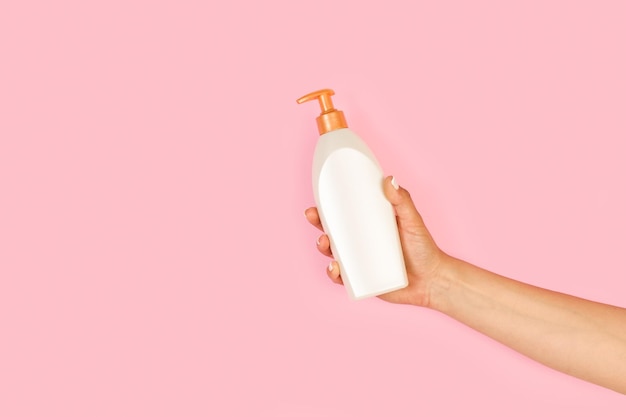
left=429, top=256, right=626, bottom=394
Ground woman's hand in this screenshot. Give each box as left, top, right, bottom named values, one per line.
left=306, top=176, right=626, bottom=394
left=304, top=176, right=451, bottom=307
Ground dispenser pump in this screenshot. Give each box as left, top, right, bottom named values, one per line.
left=297, top=89, right=348, bottom=135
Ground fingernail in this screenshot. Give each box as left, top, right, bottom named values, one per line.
left=328, top=262, right=334, bottom=272
left=391, top=176, right=399, bottom=190
left=316, top=236, right=321, bottom=246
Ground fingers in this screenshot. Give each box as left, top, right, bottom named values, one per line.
left=306, top=206, right=333, bottom=256
left=318, top=238, right=342, bottom=285
left=327, top=261, right=343, bottom=285
left=316, top=233, right=333, bottom=257
left=305, top=207, right=341, bottom=284
left=383, top=176, right=426, bottom=230
left=304, top=207, right=324, bottom=231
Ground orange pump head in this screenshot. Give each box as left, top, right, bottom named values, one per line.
left=296, top=89, right=348, bottom=135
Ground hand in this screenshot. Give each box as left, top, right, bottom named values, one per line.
left=304, top=176, right=450, bottom=307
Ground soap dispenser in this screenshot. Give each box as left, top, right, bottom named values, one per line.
left=297, top=89, right=408, bottom=299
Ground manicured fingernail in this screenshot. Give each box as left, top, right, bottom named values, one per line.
left=328, top=262, right=334, bottom=272
left=316, top=236, right=321, bottom=246
left=391, top=176, right=399, bottom=190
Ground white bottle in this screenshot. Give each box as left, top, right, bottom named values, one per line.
left=297, top=89, right=408, bottom=300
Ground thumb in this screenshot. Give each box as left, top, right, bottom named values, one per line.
left=383, top=176, right=426, bottom=231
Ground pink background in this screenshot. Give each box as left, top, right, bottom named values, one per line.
left=1, top=0, right=625, bottom=415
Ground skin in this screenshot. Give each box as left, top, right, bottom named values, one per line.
left=305, top=176, right=626, bottom=395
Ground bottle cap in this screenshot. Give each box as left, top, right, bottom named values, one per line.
left=296, top=89, right=348, bottom=135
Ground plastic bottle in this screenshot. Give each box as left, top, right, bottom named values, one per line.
left=297, top=89, right=408, bottom=299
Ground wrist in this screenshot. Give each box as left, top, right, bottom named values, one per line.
left=422, top=253, right=464, bottom=311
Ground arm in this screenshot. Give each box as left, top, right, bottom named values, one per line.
left=305, top=176, right=626, bottom=395
left=432, top=256, right=626, bottom=394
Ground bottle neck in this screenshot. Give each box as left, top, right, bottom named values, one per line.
left=316, top=110, right=347, bottom=135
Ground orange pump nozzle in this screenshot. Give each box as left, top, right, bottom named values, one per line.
left=296, top=89, right=348, bottom=135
